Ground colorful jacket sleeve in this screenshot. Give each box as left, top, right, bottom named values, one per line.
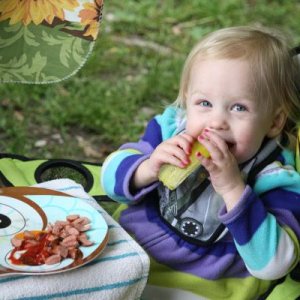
left=101, top=106, right=181, bottom=204
left=219, top=151, right=300, bottom=280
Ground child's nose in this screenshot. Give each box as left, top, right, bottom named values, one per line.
left=208, top=114, right=229, bottom=130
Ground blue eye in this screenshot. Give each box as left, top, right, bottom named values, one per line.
left=232, top=104, right=247, bottom=112
left=199, top=100, right=212, bottom=107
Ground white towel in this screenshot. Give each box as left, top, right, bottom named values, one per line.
left=0, top=179, right=149, bottom=300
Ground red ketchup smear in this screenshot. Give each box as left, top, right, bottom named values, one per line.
left=9, top=231, right=50, bottom=266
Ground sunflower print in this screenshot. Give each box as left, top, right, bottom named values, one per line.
left=79, top=0, right=103, bottom=40
left=0, top=0, right=79, bottom=26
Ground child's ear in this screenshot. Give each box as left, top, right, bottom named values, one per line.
left=267, top=108, right=287, bottom=138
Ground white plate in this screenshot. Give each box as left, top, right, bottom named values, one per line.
left=0, top=187, right=108, bottom=276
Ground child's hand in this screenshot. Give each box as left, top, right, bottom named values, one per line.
left=196, top=130, right=245, bottom=210
left=149, top=133, right=195, bottom=176
left=131, top=133, right=194, bottom=190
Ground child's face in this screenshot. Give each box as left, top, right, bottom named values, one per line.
left=185, top=58, right=278, bottom=163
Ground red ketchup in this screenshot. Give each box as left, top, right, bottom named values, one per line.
left=9, top=231, right=50, bottom=266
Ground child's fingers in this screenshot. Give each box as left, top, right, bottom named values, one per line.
left=203, top=130, right=230, bottom=156
left=196, top=152, right=217, bottom=172
left=179, top=133, right=195, bottom=144
left=161, top=153, right=188, bottom=168
left=173, top=133, right=194, bottom=154
left=198, top=134, right=224, bottom=161
left=155, top=147, right=188, bottom=168
left=152, top=134, right=195, bottom=169
left=157, top=143, right=190, bottom=166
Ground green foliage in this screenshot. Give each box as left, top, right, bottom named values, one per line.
left=0, top=20, right=91, bottom=83
left=0, top=0, right=300, bottom=161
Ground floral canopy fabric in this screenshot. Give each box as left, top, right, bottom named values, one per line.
left=0, top=0, right=103, bottom=83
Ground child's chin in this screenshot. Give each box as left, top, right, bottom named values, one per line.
left=235, top=154, right=249, bottom=164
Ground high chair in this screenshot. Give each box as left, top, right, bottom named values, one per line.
left=0, top=2, right=300, bottom=298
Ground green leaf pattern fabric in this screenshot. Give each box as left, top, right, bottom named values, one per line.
left=0, top=0, right=103, bottom=83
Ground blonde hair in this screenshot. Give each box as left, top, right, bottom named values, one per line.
left=175, top=26, right=300, bottom=134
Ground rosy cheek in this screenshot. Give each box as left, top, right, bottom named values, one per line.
left=186, top=128, right=202, bottom=139
left=185, top=124, right=196, bottom=137
left=185, top=121, right=204, bottom=139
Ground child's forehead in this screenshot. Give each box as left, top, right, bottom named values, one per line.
left=186, top=58, right=260, bottom=102
left=189, top=57, right=252, bottom=81
left=189, top=56, right=254, bottom=85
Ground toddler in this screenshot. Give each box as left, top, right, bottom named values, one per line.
left=102, top=26, right=300, bottom=299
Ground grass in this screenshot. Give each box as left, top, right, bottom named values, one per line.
left=0, top=0, right=300, bottom=162
left=0, top=1, right=299, bottom=212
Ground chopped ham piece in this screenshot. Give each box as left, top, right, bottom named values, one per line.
left=67, top=215, right=80, bottom=221
left=9, top=215, right=94, bottom=266
left=45, top=254, right=61, bottom=265
left=11, top=237, right=23, bottom=247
